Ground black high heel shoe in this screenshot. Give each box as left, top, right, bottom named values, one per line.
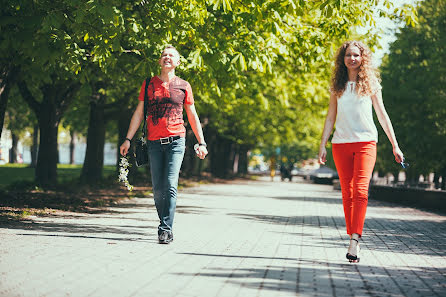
left=346, top=238, right=360, bottom=263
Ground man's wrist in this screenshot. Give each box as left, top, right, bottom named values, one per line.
left=198, top=143, right=207, bottom=147
left=125, top=137, right=132, bottom=143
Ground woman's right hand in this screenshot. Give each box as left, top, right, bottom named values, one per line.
left=318, top=146, right=327, bottom=165
left=393, top=146, right=404, bottom=164
left=120, top=140, right=131, bottom=156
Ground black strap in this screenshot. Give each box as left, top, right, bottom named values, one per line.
left=141, top=77, right=151, bottom=139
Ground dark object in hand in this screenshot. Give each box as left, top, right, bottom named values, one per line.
left=400, top=158, right=409, bottom=169
left=134, top=137, right=149, bottom=167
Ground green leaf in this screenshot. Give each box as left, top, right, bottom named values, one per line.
left=112, top=39, right=121, bottom=51
left=326, top=7, right=333, bottom=18
left=132, top=23, right=139, bottom=33
left=222, top=0, right=232, bottom=11
left=239, top=53, right=247, bottom=71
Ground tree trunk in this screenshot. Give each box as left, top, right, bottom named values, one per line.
left=440, top=167, right=446, bottom=191
left=237, top=145, right=249, bottom=175
left=9, top=132, right=18, bottom=163
left=35, top=101, right=59, bottom=186
left=208, top=130, right=233, bottom=178
left=69, top=129, right=76, bottom=165
left=0, top=84, right=11, bottom=141
left=19, top=80, right=78, bottom=187
left=433, top=173, right=440, bottom=189
left=182, top=129, right=196, bottom=176
left=56, top=144, right=60, bottom=164
left=405, top=169, right=417, bottom=185
left=80, top=95, right=106, bottom=184
left=0, top=66, right=16, bottom=141
left=30, top=124, right=38, bottom=168
left=392, top=169, right=400, bottom=184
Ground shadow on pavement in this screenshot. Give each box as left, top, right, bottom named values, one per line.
left=179, top=252, right=298, bottom=261
left=173, top=259, right=445, bottom=296
left=16, top=232, right=155, bottom=242
left=271, top=196, right=342, bottom=204
left=1, top=220, right=156, bottom=236
left=229, top=213, right=446, bottom=257
left=176, top=205, right=209, bottom=214
left=0, top=202, right=210, bottom=241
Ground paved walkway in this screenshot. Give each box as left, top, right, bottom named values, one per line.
left=0, top=177, right=445, bottom=297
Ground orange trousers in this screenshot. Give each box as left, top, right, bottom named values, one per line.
left=332, top=141, right=376, bottom=237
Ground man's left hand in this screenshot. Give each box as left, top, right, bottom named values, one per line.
left=196, top=145, right=208, bottom=159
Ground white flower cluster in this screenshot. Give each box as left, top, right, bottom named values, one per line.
left=118, top=156, right=133, bottom=191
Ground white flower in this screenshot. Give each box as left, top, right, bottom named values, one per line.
left=120, top=158, right=129, bottom=167
left=118, top=156, right=133, bottom=191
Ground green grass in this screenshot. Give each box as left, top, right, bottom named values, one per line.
left=0, top=164, right=35, bottom=188
left=0, top=164, right=116, bottom=189
left=0, top=208, right=50, bottom=221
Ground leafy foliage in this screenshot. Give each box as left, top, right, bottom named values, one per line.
left=379, top=0, right=445, bottom=180
left=0, top=0, right=418, bottom=179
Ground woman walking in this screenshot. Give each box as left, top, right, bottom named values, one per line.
left=318, top=41, right=404, bottom=263
left=120, top=45, right=208, bottom=244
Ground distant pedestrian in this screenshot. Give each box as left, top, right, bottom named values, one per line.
left=270, top=156, right=277, bottom=181
left=318, top=41, right=404, bottom=263
left=120, top=45, right=208, bottom=244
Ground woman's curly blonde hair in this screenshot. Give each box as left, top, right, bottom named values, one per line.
left=330, top=40, right=381, bottom=98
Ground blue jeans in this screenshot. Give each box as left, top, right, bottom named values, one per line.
left=148, top=137, right=185, bottom=234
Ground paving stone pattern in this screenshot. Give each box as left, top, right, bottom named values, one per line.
left=1, top=177, right=445, bottom=297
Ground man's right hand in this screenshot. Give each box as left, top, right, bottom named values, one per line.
left=120, top=140, right=131, bottom=156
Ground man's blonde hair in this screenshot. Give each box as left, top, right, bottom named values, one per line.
left=162, top=45, right=180, bottom=58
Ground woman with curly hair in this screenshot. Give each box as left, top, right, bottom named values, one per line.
left=318, top=41, right=404, bottom=263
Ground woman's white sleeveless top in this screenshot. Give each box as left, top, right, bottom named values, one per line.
left=331, top=81, right=379, bottom=144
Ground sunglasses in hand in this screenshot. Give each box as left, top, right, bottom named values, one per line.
left=400, top=158, right=410, bottom=169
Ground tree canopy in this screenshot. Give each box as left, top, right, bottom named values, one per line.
left=0, top=0, right=418, bottom=182
left=378, top=0, right=445, bottom=185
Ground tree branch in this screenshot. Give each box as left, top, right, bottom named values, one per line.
left=57, top=82, right=80, bottom=121
left=18, top=79, right=41, bottom=114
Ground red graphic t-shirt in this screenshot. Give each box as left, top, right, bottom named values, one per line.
left=138, top=76, right=194, bottom=140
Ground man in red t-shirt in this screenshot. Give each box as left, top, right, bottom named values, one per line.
left=137, top=75, right=194, bottom=140
left=120, top=46, right=208, bottom=244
